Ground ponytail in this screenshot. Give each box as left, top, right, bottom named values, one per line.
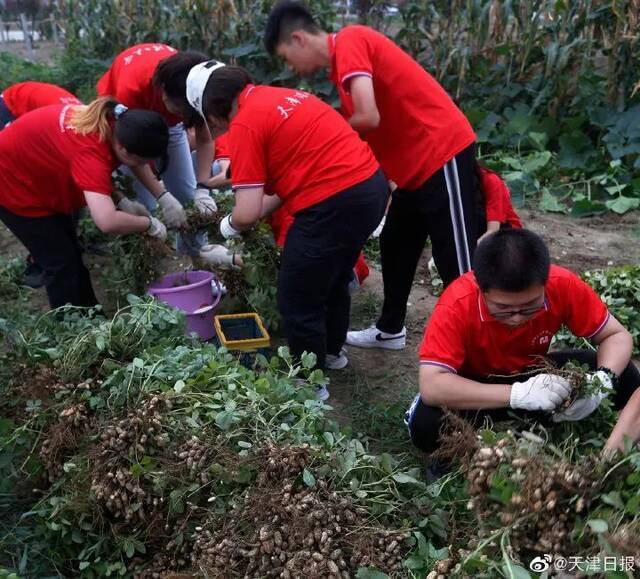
left=69, top=96, right=119, bottom=142
left=70, top=97, right=169, bottom=163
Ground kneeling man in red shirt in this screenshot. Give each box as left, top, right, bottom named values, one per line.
left=407, top=228, right=640, bottom=454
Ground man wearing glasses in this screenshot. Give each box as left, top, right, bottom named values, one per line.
left=406, top=228, right=639, bottom=454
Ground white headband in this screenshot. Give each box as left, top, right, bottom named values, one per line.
left=186, top=60, right=226, bottom=118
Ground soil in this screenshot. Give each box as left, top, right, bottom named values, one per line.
left=1, top=209, right=639, bottom=442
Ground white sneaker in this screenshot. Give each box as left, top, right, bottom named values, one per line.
left=346, top=326, right=406, bottom=350
left=325, top=348, right=348, bottom=370
left=315, top=384, right=330, bottom=401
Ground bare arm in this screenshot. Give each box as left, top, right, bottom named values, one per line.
left=260, top=194, right=284, bottom=219
left=419, top=364, right=512, bottom=409
left=477, top=220, right=501, bottom=244
left=131, top=164, right=165, bottom=198
left=194, top=123, right=215, bottom=184
left=84, top=192, right=150, bottom=235
left=605, top=388, right=640, bottom=453
left=348, top=76, right=380, bottom=134
left=205, top=159, right=231, bottom=189
left=231, top=186, right=264, bottom=231
left=592, top=315, right=633, bottom=376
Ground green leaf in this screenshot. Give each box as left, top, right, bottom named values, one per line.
left=301, top=351, right=317, bottom=369
left=600, top=491, right=624, bottom=509
left=356, top=568, right=388, bottom=579
left=605, top=195, right=640, bottom=214
left=392, top=473, right=420, bottom=484
left=322, top=432, right=335, bottom=446
left=123, top=540, right=135, bottom=558
left=173, top=379, right=185, bottom=393
left=79, top=562, right=91, bottom=571
left=587, top=519, right=608, bottom=533
left=501, top=562, right=532, bottom=579
left=380, top=453, right=394, bottom=474
left=538, top=191, right=568, bottom=213
left=302, top=468, right=316, bottom=487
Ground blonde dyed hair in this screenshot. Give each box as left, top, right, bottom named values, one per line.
left=69, top=96, right=118, bottom=142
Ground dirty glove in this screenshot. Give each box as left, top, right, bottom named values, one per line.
left=510, top=373, right=571, bottom=412
left=194, top=187, right=218, bottom=214
left=157, top=191, right=187, bottom=228
left=146, top=216, right=167, bottom=241
left=117, top=197, right=150, bottom=217
left=371, top=215, right=386, bottom=238
left=220, top=214, right=242, bottom=239
left=553, top=370, right=614, bottom=422
left=199, top=244, right=239, bottom=269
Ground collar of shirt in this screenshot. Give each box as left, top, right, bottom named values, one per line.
left=238, top=84, right=257, bottom=109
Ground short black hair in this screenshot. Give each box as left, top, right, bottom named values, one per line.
left=264, top=0, right=320, bottom=55
left=201, top=66, right=254, bottom=120
left=115, top=110, right=169, bottom=161
left=473, top=229, right=550, bottom=292
left=153, top=50, right=208, bottom=125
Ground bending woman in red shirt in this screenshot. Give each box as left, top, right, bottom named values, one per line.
left=187, top=62, right=388, bottom=395
left=0, top=81, right=81, bottom=129
left=0, top=98, right=169, bottom=309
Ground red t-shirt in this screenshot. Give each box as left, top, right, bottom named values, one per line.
left=214, top=133, right=230, bottom=161
left=419, top=266, right=609, bottom=377
left=328, top=26, right=476, bottom=190
left=479, top=167, right=522, bottom=228
left=2, top=81, right=81, bottom=118
left=0, top=105, right=116, bottom=217
left=229, top=85, right=379, bottom=215
left=96, top=43, right=181, bottom=126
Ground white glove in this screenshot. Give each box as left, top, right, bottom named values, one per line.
left=146, top=217, right=167, bottom=241
left=371, top=215, right=386, bottom=238
left=199, top=244, right=239, bottom=269
left=117, top=197, right=150, bottom=217
left=194, top=187, right=218, bottom=214
left=553, top=370, right=614, bottom=422
left=220, top=214, right=242, bottom=239
left=157, top=191, right=187, bottom=228
left=510, top=373, right=571, bottom=411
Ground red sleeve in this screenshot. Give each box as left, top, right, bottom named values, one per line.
left=229, top=124, right=267, bottom=190
left=71, top=148, right=113, bottom=195
left=481, top=169, right=508, bottom=223
left=418, top=303, right=468, bottom=373
left=335, top=29, right=374, bottom=91
left=560, top=271, right=610, bottom=339
left=214, top=134, right=230, bottom=160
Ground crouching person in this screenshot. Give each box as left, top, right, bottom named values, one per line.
left=406, top=228, right=639, bottom=455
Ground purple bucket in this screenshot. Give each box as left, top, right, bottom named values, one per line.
left=147, top=270, right=221, bottom=340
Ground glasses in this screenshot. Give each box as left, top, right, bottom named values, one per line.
left=485, top=294, right=546, bottom=320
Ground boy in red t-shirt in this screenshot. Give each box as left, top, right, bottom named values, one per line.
left=406, top=229, right=639, bottom=456
left=265, top=1, right=479, bottom=352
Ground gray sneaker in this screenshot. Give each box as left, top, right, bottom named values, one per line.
left=325, top=348, right=348, bottom=370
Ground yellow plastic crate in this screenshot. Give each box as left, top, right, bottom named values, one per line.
left=214, top=313, right=271, bottom=351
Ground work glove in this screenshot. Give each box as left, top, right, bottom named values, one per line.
left=117, top=197, right=150, bottom=217
left=146, top=217, right=167, bottom=241
left=552, top=370, right=614, bottom=422
left=220, top=214, right=242, bottom=239
left=371, top=215, right=386, bottom=238
left=194, top=187, right=218, bottom=214
left=199, top=244, right=239, bottom=269
left=158, top=191, right=187, bottom=228
left=510, top=373, right=571, bottom=412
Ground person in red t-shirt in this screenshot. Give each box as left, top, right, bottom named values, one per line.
left=97, top=45, right=218, bottom=257
left=0, top=98, right=169, bottom=309
left=476, top=164, right=522, bottom=243
left=0, top=81, right=81, bottom=129
left=265, top=2, right=479, bottom=352
left=186, top=62, right=388, bottom=394
left=405, top=229, right=639, bottom=456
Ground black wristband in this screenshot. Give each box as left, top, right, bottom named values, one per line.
left=196, top=182, right=211, bottom=189
left=157, top=190, right=169, bottom=199
left=597, top=366, right=619, bottom=388
left=146, top=216, right=153, bottom=232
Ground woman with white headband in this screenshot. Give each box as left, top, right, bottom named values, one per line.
left=187, top=61, right=389, bottom=397
left=0, top=98, right=169, bottom=309
left=97, top=44, right=218, bottom=259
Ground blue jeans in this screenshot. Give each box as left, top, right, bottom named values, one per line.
left=121, top=124, right=206, bottom=256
